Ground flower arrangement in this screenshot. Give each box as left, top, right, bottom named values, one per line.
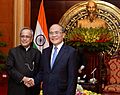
left=65, top=27, right=114, bottom=52
left=39, top=90, right=43, bottom=95
left=76, top=84, right=101, bottom=95
left=39, top=84, right=102, bottom=95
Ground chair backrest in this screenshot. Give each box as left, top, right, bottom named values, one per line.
left=105, top=57, right=120, bottom=85
left=103, top=56, right=120, bottom=93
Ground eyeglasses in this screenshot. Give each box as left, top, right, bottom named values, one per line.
left=49, top=31, right=63, bottom=36
left=20, top=35, right=31, bottom=39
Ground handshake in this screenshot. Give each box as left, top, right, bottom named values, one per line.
left=22, top=76, right=35, bottom=87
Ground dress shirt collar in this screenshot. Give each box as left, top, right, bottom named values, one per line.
left=51, top=42, right=64, bottom=65
left=25, top=46, right=30, bottom=51
left=53, top=41, right=64, bottom=52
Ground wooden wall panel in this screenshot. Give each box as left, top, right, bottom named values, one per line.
left=24, top=0, right=30, bottom=27
left=0, top=0, right=14, bottom=55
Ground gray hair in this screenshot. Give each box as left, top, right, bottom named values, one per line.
left=20, top=27, right=34, bottom=36
left=57, top=24, right=65, bottom=33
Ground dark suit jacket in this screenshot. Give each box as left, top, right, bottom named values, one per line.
left=35, top=44, right=78, bottom=95
left=6, top=45, right=41, bottom=95
left=77, top=48, right=87, bottom=67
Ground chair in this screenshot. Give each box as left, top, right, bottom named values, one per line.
left=103, top=55, right=120, bottom=94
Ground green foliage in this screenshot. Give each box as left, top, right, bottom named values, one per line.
left=65, top=27, right=114, bottom=52
left=0, top=32, right=7, bottom=71
left=0, top=64, right=6, bottom=71
left=0, top=42, right=7, bottom=47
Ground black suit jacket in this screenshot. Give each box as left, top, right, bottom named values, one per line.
left=6, top=45, right=41, bottom=95
left=35, top=44, right=78, bottom=95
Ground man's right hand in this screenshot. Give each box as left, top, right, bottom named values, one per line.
left=22, top=77, right=35, bottom=87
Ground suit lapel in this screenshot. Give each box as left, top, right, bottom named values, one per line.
left=51, top=45, right=66, bottom=70
left=47, top=46, right=53, bottom=71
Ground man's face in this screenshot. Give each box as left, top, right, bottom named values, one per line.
left=20, top=29, right=33, bottom=48
left=49, top=24, right=65, bottom=46
left=87, top=1, right=97, bottom=14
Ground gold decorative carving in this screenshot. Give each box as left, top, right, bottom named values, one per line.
left=59, top=1, right=120, bottom=55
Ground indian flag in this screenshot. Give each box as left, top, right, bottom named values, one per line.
left=33, top=0, right=49, bottom=52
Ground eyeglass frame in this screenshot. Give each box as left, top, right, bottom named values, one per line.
left=49, top=31, right=64, bottom=36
